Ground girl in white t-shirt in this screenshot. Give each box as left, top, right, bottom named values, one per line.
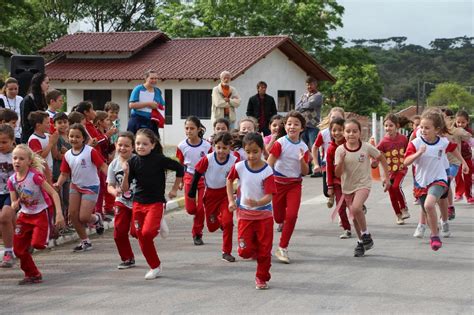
left=8, top=145, right=63, bottom=284
left=55, top=124, right=107, bottom=252
left=1, top=77, right=23, bottom=143
left=335, top=119, right=390, bottom=257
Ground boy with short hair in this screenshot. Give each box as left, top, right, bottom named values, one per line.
left=0, top=108, right=19, bottom=132
left=45, top=90, right=64, bottom=133
left=104, top=101, right=120, bottom=144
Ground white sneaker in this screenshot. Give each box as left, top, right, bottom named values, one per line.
left=440, top=220, right=451, bottom=238
left=396, top=215, right=405, bottom=225
left=401, top=208, right=410, bottom=220
left=413, top=224, right=426, bottom=238
left=275, top=247, right=290, bottom=264
left=339, top=230, right=352, bottom=239
left=144, top=266, right=162, bottom=280
left=160, top=217, right=169, bottom=239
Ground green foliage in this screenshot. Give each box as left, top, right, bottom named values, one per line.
left=427, top=83, right=474, bottom=112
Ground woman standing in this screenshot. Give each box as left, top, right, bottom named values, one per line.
left=20, top=73, right=49, bottom=143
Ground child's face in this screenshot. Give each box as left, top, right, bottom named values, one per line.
left=69, top=128, right=85, bottom=148
left=455, top=116, right=469, bottom=129
left=38, top=117, right=50, bottom=134
left=420, top=118, right=439, bottom=140
left=244, top=142, right=263, bottom=164
left=270, top=119, right=282, bottom=135
left=98, top=118, right=111, bottom=130
left=330, top=111, right=343, bottom=122
left=330, top=124, right=344, bottom=143
left=214, top=141, right=231, bottom=161
left=214, top=122, right=228, bottom=134
left=5, top=83, right=18, bottom=99
left=5, top=120, right=17, bottom=131
left=413, top=118, right=421, bottom=129
left=344, top=122, right=361, bottom=144
left=12, top=148, right=31, bottom=173
left=135, top=134, right=155, bottom=156
left=239, top=121, right=255, bottom=135
left=85, top=108, right=96, bottom=121
left=185, top=121, right=200, bottom=139
left=384, top=120, right=397, bottom=136
left=285, top=117, right=303, bottom=139
left=0, top=133, right=14, bottom=154
left=116, top=136, right=133, bottom=159
left=80, top=118, right=86, bottom=125
left=107, top=110, right=119, bottom=122
left=50, top=96, right=64, bottom=110
left=55, top=119, right=69, bottom=134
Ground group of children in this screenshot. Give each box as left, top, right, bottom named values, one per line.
left=0, top=88, right=472, bottom=289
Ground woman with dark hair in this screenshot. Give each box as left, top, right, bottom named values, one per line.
left=20, top=73, right=49, bottom=143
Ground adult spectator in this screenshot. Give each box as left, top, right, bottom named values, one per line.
left=20, top=73, right=49, bottom=143
left=0, top=77, right=23, bottom=143
left=246, top=81, right=277, bottom=136
left=211, top=71, right=241, bottom=129
left=295, top=77, right=323, bottom=149
left=128, top=70, right=165, bottom=138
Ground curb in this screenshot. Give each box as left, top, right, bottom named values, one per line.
left=0, top=197, right=186, bottom=257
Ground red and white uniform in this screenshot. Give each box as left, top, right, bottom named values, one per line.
left=234, top=147, right=247, bottom=161
left=8, top=170, right=51, bottom=278
left=313, top=128, right=331, bottom=167
left=46, top=109, right=57, bottom=133
left=405, top=136, right=456, bottom=196
left=177, top=138, right=212, bottom=237
left=60, top=145, right=104, bottom=194
left=270, top=136, right=310, bottom=249
left=28, top=133, right=53, bottom=171
left=227, top=160, right=276, bottom=282
left=195, top=152, right=237, bottom=254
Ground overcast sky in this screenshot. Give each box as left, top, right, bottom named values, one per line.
left=330, top=0, right=473, bottom=47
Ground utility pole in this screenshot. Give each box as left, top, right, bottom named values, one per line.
left=416, top=79, right=420, bottom=114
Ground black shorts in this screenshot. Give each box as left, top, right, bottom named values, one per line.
left=0, top=194, right=11, bottom=208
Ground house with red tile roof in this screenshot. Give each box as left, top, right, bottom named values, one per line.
left=40, top=31, right=335, bottom=145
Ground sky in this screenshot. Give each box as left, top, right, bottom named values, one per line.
left=330, top=0, right=473, bottom=47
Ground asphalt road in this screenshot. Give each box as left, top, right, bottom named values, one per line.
left=1, top=176, right=473, bottom=314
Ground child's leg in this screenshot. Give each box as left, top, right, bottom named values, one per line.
left=352, top=218, right=362, bottom=239
left=272, top=182, right=287, bottom=225
left=421, top=186, right=446, bottom=236
left=322, top=171, right=329, bottom=197
left=114, top=204, right=134, bottom=262
left=13, top=212, right=44, bottom=277
left=350, top=189, right=370, bottom=232
left=255, top=217, right=274, bottom=282
left=95, top=172, right=106, bottom=215
left=335, top=185, right=351, bottom=231
left=237, top=219, right=257, bottom=259
left=220, top=199, right=234, bottom=255
left=61, top=181, right=70, bottom=224
left=134, top=203, right=163, bottom=269
left=0, top=205, right=14, bottom=249
left=388, top=184, right=402, bottom=216
left=279, top=182, right=302, bottom=249
left=438, top=195, right=449, bottom=222
left=193, top=183, right=205, bottom=237
left=455, top=167, right=465, bottom=198
left=184, top=173, right=198, bottom=215
left=69, top=192, right=87, bottom=240
left=463, top=159, right=473, bottom=199
left=203, top=191, right=220, bottom=233
left=393, top=172, right=407, bottom=211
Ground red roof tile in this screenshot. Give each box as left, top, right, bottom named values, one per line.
left=39, top=31, right=169, bottom=54
left=44, top=35, right=335, bottom=82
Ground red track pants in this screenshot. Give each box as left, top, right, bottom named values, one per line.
left=273, top=181, right=302, bottom=249
left=184, top=173, right=205, bottom=237
left=334, top=184, right=351, bottom=231
left=202, top=188, right=234, bottom=254
left=388, top=171, right=407, bottom=215
left=238, top=217, right=273, bottom=282
left=455, top=159, right=472, bottom=199
left=13, top=210, right=49, bottom=277
left=132, top=202, right=163, bottom=269
left=114, top=202, right=136, bottom=262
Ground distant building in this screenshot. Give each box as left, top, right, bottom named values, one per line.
left=40, top=31, right=335, bottom=145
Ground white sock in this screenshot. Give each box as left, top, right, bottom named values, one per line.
left=362, top=230, right=369, bottom=235
left=4, top=247, right=13, bottom=252
left=82, top=238, right=90, bottom=244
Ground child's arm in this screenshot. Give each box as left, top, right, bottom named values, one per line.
left=311, top=144, right=321, bottom=172
left=376, top=153, right=391, bottom=192
left=226, top=178, right=237, bottom=212
left=244, top=194, right=272, bottom=208
left=121, top=160, right=130, bottom=193
left=299, top=149, right=310, bottom=176
left=99, top=163, right=108, bottom=176
left=449, top=147, right=469, bottom=174
left=163, top=156, right=185, bottom=198
left=107, top=183, right=120, bottom=197
left=168, top=175, right=182, bottom=200
left=326, top=148, right=335, bottom=196
left=41, top=181, right=64, bottom=227
left=334, top=149, right=345, bottom=178
left=54, top=172, right=70, bottom=188
left=404, top=144, right=425, bottom=167
left=9, top=191, right=19, bottom=212
left=267, top=154, right=277, bottom=168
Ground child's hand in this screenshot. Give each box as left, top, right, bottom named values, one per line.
left=55, top=214, right=65, bottom=229
left=11, top=200, right=20, bottom=211
left=382, top=177, right=391, bottom=192
left=178, top=182, right=184, bottom=191
left=313, top=164, right=321, bottom=173
left=245, top=198, right=259, bottom=208
left=121, top=161, right=129, bottom=174
left=418, top=145, right=427, bottom=154
left=106, top=127, right=118, bottom=138
left=113, top=187, right=122, bottom=197
left=228, top=200, right=237, bottom=212
left=53, top=182, right=60, bottom=191
left=90, top=138, right=98, bottom=147
left=299, top=148, right=306, bottom=161
left=60, top=146, right=68, bottom=154
left=462, top=161, right=469, bottom=174
left=50, top=131, right=59, bottom=144
left=328, top=188, right=334, bottom=197
left=168, top=188, right=178, bottom=199
left=371, top=159, right=379, bottom=169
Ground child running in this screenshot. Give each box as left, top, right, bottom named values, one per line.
left=377, top=114, right=410, bottom=225
left=8, top=145, right=64, bottom=284
left=335, top=119, right=390, bottom=257
left=121, top=128, right=183, bottom=280
left=177, top=116, right=212, bottom=246
left=267, top=111, right=309, bottom=264
left=404, top=109, right=467, bottom=251
left=325, top=117, right=352, bottom=239
left=55, top=123, right=108, bottom=252
left=227, top=132, right=276, bottom=289
left=0, top=125, right=16, bottom=267
left=454, top=110, right=473, bottom=204
left=264, top=114, right=285, bottom=152
left=188, top=132, right=238, bottom=262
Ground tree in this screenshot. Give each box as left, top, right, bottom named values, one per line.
left=155, top=0, right=345, bottom=55
left=427, top=82, right=474, bottom=112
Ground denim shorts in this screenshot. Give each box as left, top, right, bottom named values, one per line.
left=0, top=194, right=11, bottom=208
left=447, top=164, right=460, bottom=178
left=70, top=187, right=98, bottom=202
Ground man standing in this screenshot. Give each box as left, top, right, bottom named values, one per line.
left=211, top=71, right=241, bottom=129
left=296, top=77, right=323, bottom=148
left=246, top=81, right=277, bottom=136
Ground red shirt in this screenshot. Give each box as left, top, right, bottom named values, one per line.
left=85, top=121, right=108, bottom=158
left=460, top=127, right=472, bottom=160
left=326, top=139, right=345, bottom=189
left=377, top=133, right=408, bottom=175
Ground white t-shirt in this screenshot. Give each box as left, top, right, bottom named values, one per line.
left=194, top=152, right=237, bottom=189
left=0, top=95, right=23, bottom=138
left=313, top=128, right=331, bottom=163
left=176, top=139, right=212, bottom=175
left=28, top=133, right=53, bottom=171
left=270, top=136, right=310, bottom=180
left=107, top=156, right=135, bottom=208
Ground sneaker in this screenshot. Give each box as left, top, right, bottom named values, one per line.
left=327, top=195, right=334, bottom=208
left=73, top=241, right=93, bottom=252
left=18, top=274, right=42, bottom=285
left=1, top=251, right=14, bottom=268
left=160, top=217, right=169, bottom=239
left=222, top=253, right=236, bottom=262
left=448, top=206, right=456, bottom=220
left=413, top=224, right=426, bottom=238
left=467, top=197, right=474, bottom=204
left=193, top=235, right=204, bottom=246
left=117, top=259, right=136, bottom=269
left=401, top=208, right=410, bottom=219
left=255, top=277, right=269, bottom=290
left=275, top=247, right=290, bottom=264
left=413, top=198, right=420, bottom=205
left=354, top=242, right=365, bottom=257
left=361, top=233, right=374, bottom=251
left=95, top=214, right=104, bottom=235
left=396, top=214, right=405, bottom=225
left=430, top=236, right=442, bottom=251
left=144, top=266, right=162, bottom=280
left=454, top=195, right=463, bottom=202
left=440, top=220, right=451, bottom=238
left=277, top=223, right=283, bottom=233
left=362, top=205, right=367, bottom=214
left=339, top=230, right=352, bottom=239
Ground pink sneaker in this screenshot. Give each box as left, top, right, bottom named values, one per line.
left=255, top=277, right=269, bottom=290
left=467, top=197, right=474, bottom=204
left=430, top=236, right=442, bottom=251
left=454, top=195, right=463, bottom=202
left=1, top=251, right=14, bottom=268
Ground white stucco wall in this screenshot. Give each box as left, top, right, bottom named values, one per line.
left=50, top=49, right=310, bottom=146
